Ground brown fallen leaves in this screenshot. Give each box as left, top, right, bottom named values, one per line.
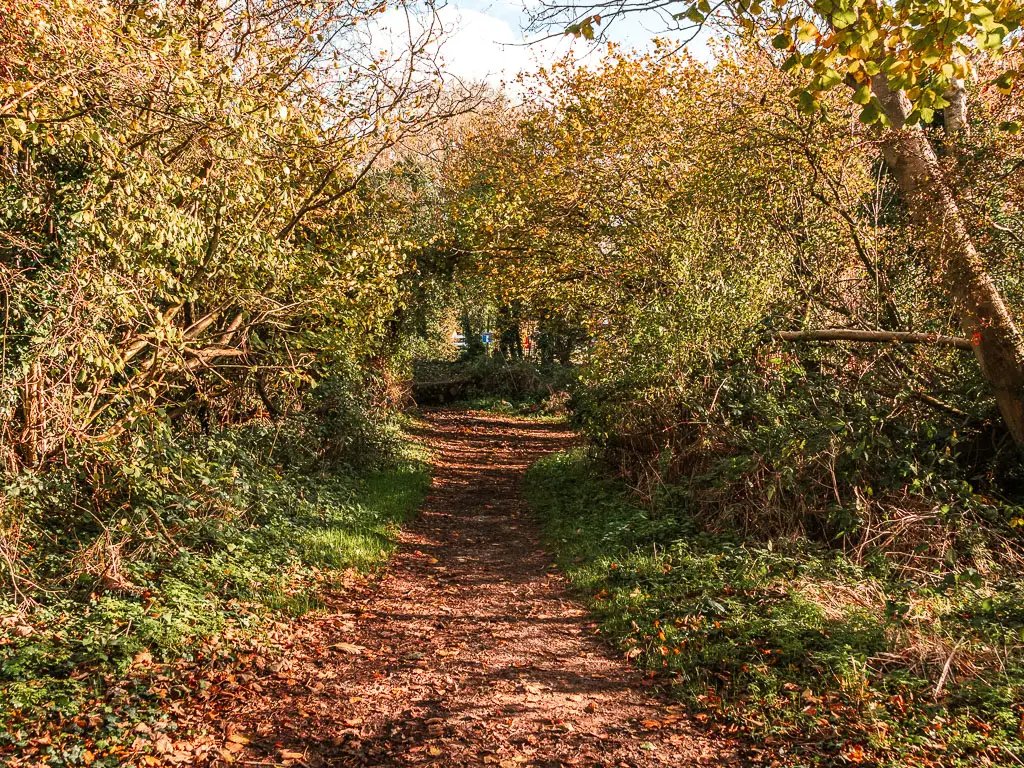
left=104, top=412, right=736, bottom=768
left=332, top=642, right=366, bottom=655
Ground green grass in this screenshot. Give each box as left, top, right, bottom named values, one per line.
left=448, top=395, right=568, bottom=420
left=525, top=449, right=1024, bottom=767
left=299, top=464, right=429, bottom=572
left=0, top=432, right=430, bottom=767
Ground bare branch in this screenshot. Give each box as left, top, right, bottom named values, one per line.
left=778, top=329, right=973, bottom=350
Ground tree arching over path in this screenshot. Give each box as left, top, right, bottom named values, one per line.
left=528, top=0, right=1024, bottom=445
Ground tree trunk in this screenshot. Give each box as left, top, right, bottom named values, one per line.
left=871, top=75, right=1024, bottom=445
left=943, top=79, right=969, bottom=137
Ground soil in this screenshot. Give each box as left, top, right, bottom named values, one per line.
left=213, top=409, right=734, bottom=767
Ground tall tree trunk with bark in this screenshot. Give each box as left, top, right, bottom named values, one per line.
left=870, top=75, right=1024, bottom=446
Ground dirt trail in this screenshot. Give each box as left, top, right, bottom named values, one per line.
left=219, top=409, right=733, bottom=767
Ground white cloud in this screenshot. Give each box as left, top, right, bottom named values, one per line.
left=371, top=4, right=583, bottom=90
left=367, top=2, right=714, bottom=93
left=436, top=8, right=567, bottom=86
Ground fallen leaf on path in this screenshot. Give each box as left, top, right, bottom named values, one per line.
left=333, top=642, right=366, bottom=654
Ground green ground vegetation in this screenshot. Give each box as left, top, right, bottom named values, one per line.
left=0, top=413, right=429, bottom=766
left=527, top=449, right=1024, bottom=767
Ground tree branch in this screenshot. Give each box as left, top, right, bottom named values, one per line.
left=778, top=329, right=973, bottom=350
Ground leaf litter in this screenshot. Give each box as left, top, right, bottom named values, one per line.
left=90, top=410, right=738, bottom=766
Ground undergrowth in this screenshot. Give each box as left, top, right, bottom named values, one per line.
left=412, top=357, right=574, bottom=417
left=0, top=415, right=430, bottom=766
left=526, top=449, right=1024, bottom=767
left=450, top=395, right=570, bottom=420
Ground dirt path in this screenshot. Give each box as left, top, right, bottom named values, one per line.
left=218, top=409, right=733, bottom=767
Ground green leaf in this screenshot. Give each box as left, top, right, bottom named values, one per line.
left=817, top=68, right=843, bottom=89
left=852, top=84, right=872, bottom=104
left=832, top=9, right=857, bottom=28
left=781, top=53, right=802, bottom=72
left=772, top=33, right=792, bottom=50
left=859, top=102, right=881, bottom=124
left=685, top=6, right=706, bottom=23
left=980, top=28, right=1005, bottom=49
left=798, top=89, right=818, bottom=114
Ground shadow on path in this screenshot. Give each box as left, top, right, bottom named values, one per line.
left=214, top=409, right=735, bottom=767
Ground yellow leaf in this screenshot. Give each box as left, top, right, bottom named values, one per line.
left=796, top=19, right=818, bottom=43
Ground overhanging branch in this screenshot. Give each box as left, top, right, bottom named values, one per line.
left=778, top=329, right=973, bottom=350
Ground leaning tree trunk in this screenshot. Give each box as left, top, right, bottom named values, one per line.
left=871, top=75, right=1024, bottom=446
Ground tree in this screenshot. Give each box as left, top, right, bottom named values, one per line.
left=531, top=0, right=1024, bottom=445
left=0, top=0, right=478, bottom=467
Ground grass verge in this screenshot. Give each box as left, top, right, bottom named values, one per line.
left=1, top=424, right=430, bottom=767
left=525, top=449, right=1024, bottom=768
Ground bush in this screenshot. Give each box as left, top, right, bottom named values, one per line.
left=413, top=356, right=576, bottom=408
left=526, top=449, right=1024, bottom=767
left=0, top=408, right=429, bottom=764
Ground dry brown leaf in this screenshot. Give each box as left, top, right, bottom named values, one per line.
left=333, top=642, right=366, bottom=654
